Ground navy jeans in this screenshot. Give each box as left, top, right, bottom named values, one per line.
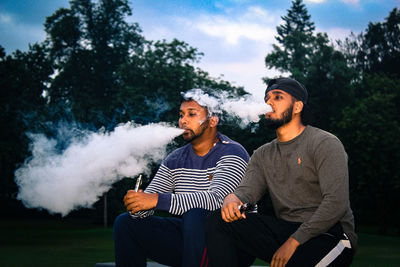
left=114, top=208, right=209, bottom=267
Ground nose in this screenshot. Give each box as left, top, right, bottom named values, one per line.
left=179, top=115, right=187, bottom=126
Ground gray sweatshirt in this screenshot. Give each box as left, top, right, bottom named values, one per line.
left=234, top=126, right=357, bottom=249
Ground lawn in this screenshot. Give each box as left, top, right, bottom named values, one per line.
left=0, top=218, right=113, bottom=267
left=0, top=218, right=399, bottom=266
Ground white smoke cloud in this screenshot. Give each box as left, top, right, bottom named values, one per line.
left=15, top=122, right=183, bottom=216
left=182, top=89, right=272, bottom=126
left=15, top=88, right=271, bottom=216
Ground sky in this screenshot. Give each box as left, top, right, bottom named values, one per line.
left=0, top=0, right=399, bottom=99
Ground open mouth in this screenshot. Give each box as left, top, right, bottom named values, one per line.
left=265, top=110, right=274, bottom=116
left=265, top=110, right=275, bottom=118
left=182, top=128, right=192, bottom=135
left=265, top=105, right=274, bottom=116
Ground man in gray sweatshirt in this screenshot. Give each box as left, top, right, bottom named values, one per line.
left=205, top=77, right=356, bottom=267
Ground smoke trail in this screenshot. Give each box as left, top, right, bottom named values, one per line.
left=15, top=89, right=268, bottom=216
left=182, top=89, right=272, bottom=126
left=15, top=122, right=183, bottom=216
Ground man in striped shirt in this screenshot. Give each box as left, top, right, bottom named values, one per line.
left=113, top=95, right=250, bottom=267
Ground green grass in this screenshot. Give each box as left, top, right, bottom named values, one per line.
left=351, top=233, right=400, bottom=267
left=0, top=218, right=114, bottom=267
left=0, top=218, right=399, bottom=266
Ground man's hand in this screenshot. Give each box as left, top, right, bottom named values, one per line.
left=221, top=193, right=245, bottom=222
left=270, top=237, right=300, bottom=267
left=123, top=190, right=158, bottom=214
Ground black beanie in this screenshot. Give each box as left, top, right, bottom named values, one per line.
left=265, top=77, right=308, bottom=103
left=265, top=77, right=313, bottom=125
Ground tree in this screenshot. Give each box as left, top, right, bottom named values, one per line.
left=115, top=38, right=248, bottom=124
left=304, top=33, right=356, bottom=130
left=264, top=0, right=356, bottom=130
left=356, top=8, right=400, bottom=79
left=336, top=74, right=400, bottom=234
left=114, top=39, right=202, bottom=124
left=1, top=0, right=253, bottom=222
left=265, top=0, right=315, bottom=81
left=0, top=44, right=52, bottom=207
left=44, top=0, right=145, bottom=127
left=335, top=8, right=400, bottom=234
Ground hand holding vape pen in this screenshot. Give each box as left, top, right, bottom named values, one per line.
left=134, top=174, right=142, bottom=192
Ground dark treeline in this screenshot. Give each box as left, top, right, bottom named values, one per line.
left=0, top=0, right=399, bottom=235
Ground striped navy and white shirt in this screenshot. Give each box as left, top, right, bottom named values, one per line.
left=132, top=132, right=249, bottom=218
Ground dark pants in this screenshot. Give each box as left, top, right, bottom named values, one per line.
left=114, top=208, right=209, bottom=267
left=205, top=210, right=354, bottom=267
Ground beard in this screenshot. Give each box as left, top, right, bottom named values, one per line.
left=182, top=118, right=210, bottom=142
left=265, top=102, right=294, bottom=129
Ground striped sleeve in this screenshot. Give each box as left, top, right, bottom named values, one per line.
left=145, top=164, right=174, bottom=194
left=169, top=154, right=248, bottom=215
left=129, top=164, right=173, bottom=218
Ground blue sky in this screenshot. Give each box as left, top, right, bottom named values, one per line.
left=1, top=0, right=398, bottom=98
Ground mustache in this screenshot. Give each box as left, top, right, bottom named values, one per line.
left=181, top=127, right=195, bottom=134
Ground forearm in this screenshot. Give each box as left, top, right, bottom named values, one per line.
left=271, top=237, right=300, bottom=267
left=291, top=196, right=348, bottom=244
left=168, top=191, right=223, bottom=215
left=168, top=156, right=247, bottom=215
left=144, top=164, right=174, bottom=195
left=292, top=138, right=350, bottom=244
left=234, top=154, right=268, bottom=204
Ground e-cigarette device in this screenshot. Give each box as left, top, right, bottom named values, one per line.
left=238, top=203, right=257, bottom=214
left=134, top=174, right=142, bottom=192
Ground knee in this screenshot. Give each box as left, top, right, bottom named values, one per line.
left=205, top=209, right=223, bottom=235
left=113, top=212, right=134, bottom=236
left=114, top=212, right=131, bottom=227
left=182, top=208, right=209, bottom=233
left=183, top=208, right=209, bottom=221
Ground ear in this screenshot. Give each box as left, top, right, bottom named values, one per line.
left=294, top=101, right=304, bottom=115
left=209, top=116, right=219, bottom=127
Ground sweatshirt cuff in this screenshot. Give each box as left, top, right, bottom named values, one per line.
left=155, top=193, right=171, bottom=211
left=291, top=229, right=310, bottom=245
left=233, top=192, right=250, bottom=204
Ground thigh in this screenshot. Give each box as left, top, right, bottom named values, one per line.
left=181, top=209, right=210, bottom=266
left=240, top=214, right=300, bottom=261
left=215, top=213, right=298, bottom=261
left=182, top=208, right=209, bottom=240
left=287, top=234, right=353, bottom=267
left=119, top=213, right=184, bottom=266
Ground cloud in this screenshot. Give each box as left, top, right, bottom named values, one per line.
left=131, top=5, right=282, bottom=97
left=340, top=0, right=361, bottom=9
left=0, top=10, right=47, bottom=53
left=305, top=0, right=360, bottom=7
left=195, top=43, right=282, bottom=99
left=193, top=6, right=277, bottom=45
left=195, top=18, right=269, bottom=45
left=304, top=0, right=326, bottom=3
left=167, top=6, right=282, bottom=96
left=0, top=12, right=13, bottom=24
left=324, top=27, right=353, bottom=41
left=341, top=0, right=359, bottom=3
left=0, top=11, right=45, bottom=53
